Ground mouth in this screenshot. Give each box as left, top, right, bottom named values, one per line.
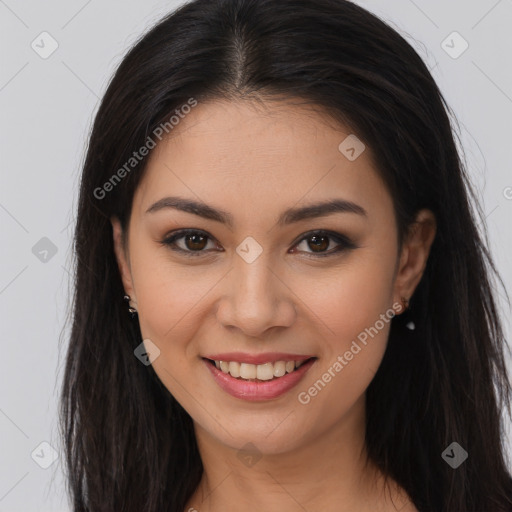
left=202, top=355, right=317, bottom=401
left=204, top=357, right=315, bottom=381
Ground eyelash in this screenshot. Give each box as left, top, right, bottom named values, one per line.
left=160, top=229, right=357, bottom=258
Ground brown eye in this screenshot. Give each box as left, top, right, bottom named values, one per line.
left=162, top=229, right=355, bottom=258
left=183, top=232, right=208, bottom=251
left=292, top=230, right=356, bottom=257
left=307, top=234, right=330, bottom=252
left=161, top=229, right=217, bottom=256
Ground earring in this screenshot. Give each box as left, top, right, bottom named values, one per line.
left=400, top=296, right=415, bottom=330
left=123, top=294, right=138, bottom=318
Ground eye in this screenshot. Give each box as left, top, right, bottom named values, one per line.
left=161, top=228, right=356, bottom=258
left=291, top=230, right=356, bottom=257
left=160, top=229, right=220, bottom=256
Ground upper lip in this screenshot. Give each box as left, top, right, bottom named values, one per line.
left=203, top=352, right=316, bottom=365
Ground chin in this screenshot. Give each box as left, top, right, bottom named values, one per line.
left=194, top=409, right=315, bottom=456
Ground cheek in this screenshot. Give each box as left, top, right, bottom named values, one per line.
left=127, top=239, right=211, bottom=350
left=292, top=249, right=396, bottom=407
left=295, top=277, right=394, bottom=423
left=294, top=250, right=396, bottom=349
left=129, top=248, right=214, bottom=405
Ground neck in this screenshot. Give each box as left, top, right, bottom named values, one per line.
left=184, top=396, right=407, bottom=512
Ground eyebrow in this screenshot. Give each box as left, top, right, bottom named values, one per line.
left=145, top=196, right=367, bottom=227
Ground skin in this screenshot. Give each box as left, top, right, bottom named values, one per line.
left=112, top=98, right=436, bottom=512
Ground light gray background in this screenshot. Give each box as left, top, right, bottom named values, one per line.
left=1, top=0, right=511, bottom=510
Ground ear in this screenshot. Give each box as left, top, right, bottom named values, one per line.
left=111, top=216, right=136, bottom=305
left=393, top=209, right=436, bottom=312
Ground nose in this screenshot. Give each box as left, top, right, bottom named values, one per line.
left=216, top=255, right=297, bottom=338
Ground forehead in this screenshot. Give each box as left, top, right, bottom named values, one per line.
left=133, top=98, right=392, bottom=226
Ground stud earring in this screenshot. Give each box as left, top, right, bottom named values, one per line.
left=123, top=294, right=138, bottom=318
left=400, top=295, right=415, bottom=330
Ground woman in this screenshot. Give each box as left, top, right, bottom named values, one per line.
left=59, top=0, right=512, bottom=510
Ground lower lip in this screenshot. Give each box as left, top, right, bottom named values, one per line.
left=203, top=358, right=316, bottom=401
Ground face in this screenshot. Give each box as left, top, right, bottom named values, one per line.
left=112, top=98, right=435, bottom=455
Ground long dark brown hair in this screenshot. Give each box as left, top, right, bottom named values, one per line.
left=59, top=0, right=512, bottom=510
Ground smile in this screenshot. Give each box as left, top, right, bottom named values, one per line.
left=202, top=355, right=317, bottom=401
left=212, top=359, right=307, bottom=380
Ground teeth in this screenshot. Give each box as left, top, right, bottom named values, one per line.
left=240, top=363, right=256, bottom=379
left=256, top=362, right=274, bottom=381
left=213, top=359, right=310, bottom=380
left=273, top=361, right=286, bottom=377
left=228, top=361, right=240, bottom=378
